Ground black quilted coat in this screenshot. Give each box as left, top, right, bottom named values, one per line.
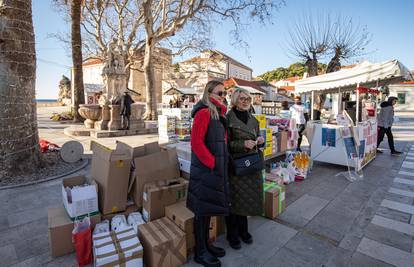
left=227, top=109, right=263, bottom=216
left=187, top=101, right=230, bottom=217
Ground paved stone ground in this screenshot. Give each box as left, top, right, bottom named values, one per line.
left=1, top=108, right=413, bottom=266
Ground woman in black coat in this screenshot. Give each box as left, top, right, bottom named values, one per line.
left=187, top=80, right=229, bottom=267
left=226, top=88, right=264, bottom=249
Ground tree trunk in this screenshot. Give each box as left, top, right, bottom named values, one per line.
left=143, top=37, right=157, bottom=120
left=0, top=0, right=41, bottom=178
left=71, top=0, right=85, bottom=122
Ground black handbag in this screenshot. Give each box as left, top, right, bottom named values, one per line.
left=231, top=149, right=264, bottom=176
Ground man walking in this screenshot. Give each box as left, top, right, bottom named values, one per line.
left=377, top=96, right=402, bottom=155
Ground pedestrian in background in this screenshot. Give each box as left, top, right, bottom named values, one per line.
left=290, top=96, right=306, bottom=151
left=377, top=96, right=402, bottom=155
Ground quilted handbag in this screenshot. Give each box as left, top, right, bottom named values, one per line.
left=231, top=150, right=264, bottom=176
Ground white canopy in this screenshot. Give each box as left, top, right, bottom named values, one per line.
left=163, top=87, right=197, bottom=95
left=295, top=60, right=412, bottom=94
left=236, top=85, right=265, bottom=95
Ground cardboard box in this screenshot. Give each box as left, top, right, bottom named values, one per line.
left=266, top=128, right=273, bottom=142
left=165, top=201, right=194, bottom=254
left=133, top=148, right=181, bottom=209
left=142, top=178, right=188, bottom=222
left=61, top=175, right=99, bottom=220
left=91, top=141, right=131, bottom=215
left=178, top=158, right=191, bottom=174
left=93, top=227, right=143, bottom=267
left=208, top=216, right=226, bottom=243
left=115, top=141, right=160, bottom=193
left=48, top=207, right=101, bottom=258
left=254, top=114, right=267, bottom=129
left=277, top=131, right=288, bottom=152
left=264, top=184, right=286, bottom=219
left=138, top=217, right=187, bottom=267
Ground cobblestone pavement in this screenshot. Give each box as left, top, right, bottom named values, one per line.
left=0, top=109, right=413, bottom=266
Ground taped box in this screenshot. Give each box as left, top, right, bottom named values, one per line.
left=138, top=217, right=187, bottom=267
left=264, top=183, right=286, bottom=219
left=142, top=178, right=188, bottom=222
left=61, top=175, right=99, bottom=220
left=93, top=227, right=143, bottom=267
left=165, top=201, right=194, bottom=256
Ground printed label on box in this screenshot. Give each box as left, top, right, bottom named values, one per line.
left=143, top=192, right=148, bottom=202
left=142, top=208, right=149, bottom=222
left=281, top=192, right=285, bottom=201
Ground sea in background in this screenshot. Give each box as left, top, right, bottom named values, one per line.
left=36, top=99, right=58, bottom=103
left=36, top=99, right=61, bottom=107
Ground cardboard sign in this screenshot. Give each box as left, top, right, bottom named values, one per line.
left=142, top=178, right=188, bottom=222
left=91, top=141, right=131, bottom=215
left=264, top=183, right=286, bottom=219
left=138, top=217, right=187, bottom=267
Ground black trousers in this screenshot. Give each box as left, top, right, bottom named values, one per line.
left=194, top=216, right=211, bottom=255
left=377, top=127, right=396, bottom=152
left=225, top=213, right=248, bottom=241
left=297, top=124, right=306, bottom=150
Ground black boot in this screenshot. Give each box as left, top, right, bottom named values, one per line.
left=205, top=217, right=225, bottom=258
left=238, top=215, right=253, bottom=244
left=194, top=216, right=221, bottom=267
left=225, top=214, right=241, bottom=250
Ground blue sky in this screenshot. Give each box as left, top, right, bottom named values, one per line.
left=33, top=0, right=414, bottom=99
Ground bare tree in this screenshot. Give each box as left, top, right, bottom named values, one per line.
left=140, top=0, right=284, bottom=119
left=0, top=0, right=41, bottom=178
left=287, top=13, right=370, bottom=76
left=287, top=13, right=332, bottom=77
left=326, top=16, right=370, bottom=73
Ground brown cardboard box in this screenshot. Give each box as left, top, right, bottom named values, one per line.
left=277, top=131, right=288, bottom=152
left=48, top=207, right=101, bottom=257
left=143, top=178, right=188, bottom=222
left=208, top=216, right=226, bottom=243
left=91, top=141, right=131, bottom=215
left=138, top=217, right=187, bottom=267
left=264, top=184, right=286, bottom=219
left=116, top=141, right=160, bottom=193
left=165, top=201, right=194, bottom=254
left=133, top=148, right=181, bottom=209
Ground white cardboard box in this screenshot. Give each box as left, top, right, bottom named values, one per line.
left=93, top=227, right=143, bottom=267
left=62, top=176, right=99, bottom=220
left=178, top=158, right=191, bottom=174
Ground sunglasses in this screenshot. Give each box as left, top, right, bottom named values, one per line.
left=240, top=97, right=252, bottom=102
left=214, top=91, right=227, bottom=97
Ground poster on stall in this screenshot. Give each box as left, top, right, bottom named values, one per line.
left=358, top=140, right=366, bottom=159
left=322, top=128, right=336, bottom=147
left=344, top=137, right=357, bottom=159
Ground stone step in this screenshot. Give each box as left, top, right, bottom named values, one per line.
left=357, top=238, right=414, bottom=267
left=371, top=215, right=414, bottom=236
left=381, top=199, right=414, bottom=215
left=389, top=187, right=414, bottom=198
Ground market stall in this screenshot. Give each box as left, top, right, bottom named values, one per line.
left=295, top=60, right=412, bottom=171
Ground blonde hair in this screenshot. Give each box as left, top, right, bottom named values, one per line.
left=201, top=80, right=223, bottom=120
left=230, top=88, right=252, bottom=107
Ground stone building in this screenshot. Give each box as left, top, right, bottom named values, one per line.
left=162, top=50, right=253, bottom=103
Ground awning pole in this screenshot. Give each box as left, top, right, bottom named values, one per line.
left=311, top=91, right=315, bottom=120
left=356, top=83, right=360, bottom=124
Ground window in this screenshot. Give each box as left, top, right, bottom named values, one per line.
left=397, top=93, right=406, bottom=104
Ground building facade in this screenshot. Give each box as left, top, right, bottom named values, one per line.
left=79, top=47, right=172, bottom=104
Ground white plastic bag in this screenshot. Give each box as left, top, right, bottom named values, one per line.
left=93, top=220, right=110, bottom=235
left=111, top=215, right=128, bottom=232
left=128, top=212, right=145, bottom=234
